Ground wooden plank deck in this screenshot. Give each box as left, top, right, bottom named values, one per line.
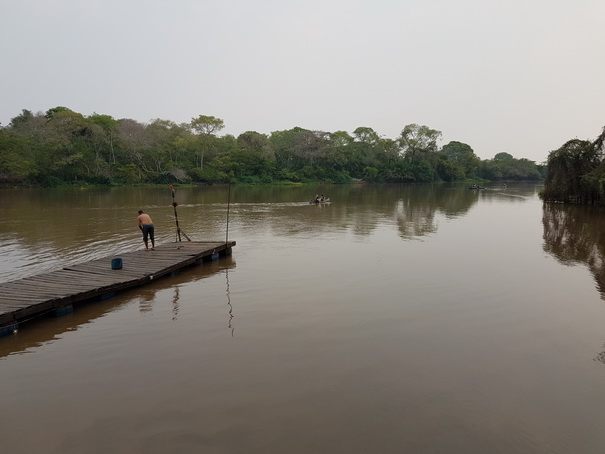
left=0, top=241, right=235, bottom=329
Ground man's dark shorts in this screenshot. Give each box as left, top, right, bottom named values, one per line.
left=142, top=224, right=154, bottom=242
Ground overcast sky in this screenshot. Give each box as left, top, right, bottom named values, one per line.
left=1, top=0, right=603, bottom=162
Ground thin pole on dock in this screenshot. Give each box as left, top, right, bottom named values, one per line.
left=225, top=183, right=231, bottom=244
left=170, top=185, right=182, bottom=242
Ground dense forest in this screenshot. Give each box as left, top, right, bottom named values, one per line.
left=0, top=107, right=545, bottom=187
left=542, top=126, right=605, bottom=205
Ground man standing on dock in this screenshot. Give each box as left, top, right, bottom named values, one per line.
left=137, top=210, right=155, bottom=250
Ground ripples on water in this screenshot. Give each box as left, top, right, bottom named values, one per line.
left=0, top=232, right=139, bottom=282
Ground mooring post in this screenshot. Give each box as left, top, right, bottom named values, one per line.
left=170, top=185, right=182, bottom=242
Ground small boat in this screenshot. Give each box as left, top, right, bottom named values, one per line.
left=468, top=185, right=485, bottom=190
left=309, top=198, right=331, bottom=204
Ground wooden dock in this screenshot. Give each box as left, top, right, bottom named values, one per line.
left=0, top=241, right=235, bottom=333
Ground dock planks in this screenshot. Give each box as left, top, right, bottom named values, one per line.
left=0, top=241, right=235, bottom=328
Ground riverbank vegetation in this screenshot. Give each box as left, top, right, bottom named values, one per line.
left=0, top=107, right=545, bottom=187
left=542, top=126, right=605, bottom=205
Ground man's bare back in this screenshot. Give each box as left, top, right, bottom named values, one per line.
left=137, top=210, right=155, bottom=250
left=137, top=213, right=153, bottom=227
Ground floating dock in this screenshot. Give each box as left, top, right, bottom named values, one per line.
left=0, top=241, right=235, bottom=335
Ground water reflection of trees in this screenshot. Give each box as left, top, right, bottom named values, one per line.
left=0, top=184, right=534, bottom=244
left=542, top=203, right=605, bottom=296
left=227, top=184, right=487, bottom=240
left=221, top=184, right=527, bottom=240
left=394, top=184, right=477, bottom=239
left=542, top=203, right=605, bottom=365
left=395, top=199, right=438, bottom=239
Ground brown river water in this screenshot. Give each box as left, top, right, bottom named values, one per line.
left=1, top=183, right=605, bottom=453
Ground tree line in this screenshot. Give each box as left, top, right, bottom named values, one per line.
left=542, top=126, right=605, bottom=205
left=0, top=106, right=545, bottom=187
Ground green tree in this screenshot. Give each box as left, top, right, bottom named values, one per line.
left=189, top=115, right=225, bottom=169
left=88, top=113, right=119, bottom=164
left=398, top=124, right=442, bottom=160
left=9, top=109, right=36, bottom=129
left=436, top=159, right=465, bottom=182
left=0, top=129, right=37, bottom=183
left=39, top=108, right=95, bottom=181
left=543, top=138, right=602, bottom=203
left=493, top=152, right=513, bottom=161
left=440, top=141, right=480, bottom=179
left=190, top=115, right=224, bottom=135
left=398, top=124, right=442, bottom=181
left=270, top=127, right=325, bottom=172
left=325, top=130, right=354, bottom=172
left=44, top=106, right=72, bottom=119
left=115, top=118, right=152, bottom=179
left=237, top=131, right=275, bottom=159
left=480, top=152, right=542, bottom=182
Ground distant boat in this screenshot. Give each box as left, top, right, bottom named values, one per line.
left=469, top=185, right=485, bottom=190
left=310, top=198, right=331, bottom=204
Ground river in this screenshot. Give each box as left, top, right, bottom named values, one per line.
left=1, top=183, right=605, bottom=453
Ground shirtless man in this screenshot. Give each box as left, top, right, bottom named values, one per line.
left=137, top=210, right=155, bottom=250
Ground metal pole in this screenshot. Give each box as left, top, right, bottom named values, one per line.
left=170, top=185, right=182, bottom=242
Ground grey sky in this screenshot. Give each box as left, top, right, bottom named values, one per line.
left=1, top=0, right=603, bottom=162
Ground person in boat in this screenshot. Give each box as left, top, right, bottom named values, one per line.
left=320, top=194, right=325, bottom=202
left=137, top=210, right=155, bottom=250
left=314, top=194, right=320, bottom=203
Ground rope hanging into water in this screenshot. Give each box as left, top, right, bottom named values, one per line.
left=225, top=183, right=231, bottom=245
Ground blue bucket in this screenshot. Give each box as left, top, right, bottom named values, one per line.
left=111, top=258, right=123, bottom=270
